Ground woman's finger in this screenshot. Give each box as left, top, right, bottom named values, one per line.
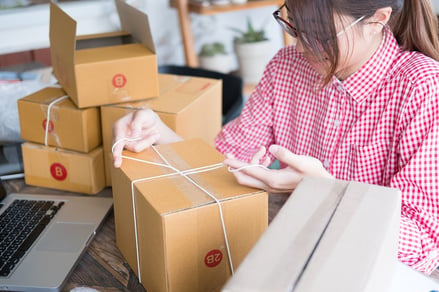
left=250, top=146, right=267, bottom=164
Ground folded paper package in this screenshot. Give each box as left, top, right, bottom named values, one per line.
left=222, top=177, right=401, bottom=292
left=111, top=139, right=268, bottom=292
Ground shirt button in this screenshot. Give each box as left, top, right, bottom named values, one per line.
left=334, top=119, right=341, bottom=127
left=323, top=159, right=330, bottom=169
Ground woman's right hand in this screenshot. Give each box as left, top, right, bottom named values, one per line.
left=112, top=109, right=182, bottom=168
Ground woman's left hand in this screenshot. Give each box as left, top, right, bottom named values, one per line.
left=224, top=145, right=333, bottom=194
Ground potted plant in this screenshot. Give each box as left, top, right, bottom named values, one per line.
left=230, top=17, right=272, bottom=84
left=198, top=42, right=231, bottom=73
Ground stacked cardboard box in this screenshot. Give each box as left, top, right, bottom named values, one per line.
left=49, top=0, right=159, bottom=108
left=17, top=1, right=223, bottom=195
left=18, top=87, right=106, bottom=195
left=17, top=0, right=159, bottom=194
left=101, top=73, right=222, bottom=186
left=222, top=177, right=401, bottom=292
left=111, top=139, right=268, bottom=292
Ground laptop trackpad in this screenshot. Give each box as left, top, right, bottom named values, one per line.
left=35, top=222, right=95, bottom=253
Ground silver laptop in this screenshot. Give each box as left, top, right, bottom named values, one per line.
left=0, top=176, right=113, bottom=292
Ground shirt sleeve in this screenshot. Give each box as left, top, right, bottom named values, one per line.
left=392, top=77, right=439, bottom=274
left=215, top=57, right=278, bottom=163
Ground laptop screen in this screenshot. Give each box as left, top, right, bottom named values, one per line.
left=0, top=178, right=6, bottom=204
left=0, top=142, right=23, bottom=177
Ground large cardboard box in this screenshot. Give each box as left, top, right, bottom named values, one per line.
left=22, top=142, right=106, bottom=195
left=101, top=73, right=222, bottom=186
left=111, top=139, right=268, bottom=292
left=49, top=0, right=158, bottom=108
left=17, top=87, right=101, bottom=153
left=222, top=177, right=401, bottom=292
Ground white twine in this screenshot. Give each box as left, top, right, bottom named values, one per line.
left=44, top=95, right=69, bottom=146
left=228, top=164, right=268, bottom=173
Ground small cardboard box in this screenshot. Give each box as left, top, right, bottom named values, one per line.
left=17, top=87, right=101, bottom=153
left=49, top=0, right=158, bottom=108
left=101, top=73, right=222, bottom=186
left=222, top=177, right=401, bottom=292
left=22, top=142, right=106, bottom=195
left=111, top=139, right=268, bottom=292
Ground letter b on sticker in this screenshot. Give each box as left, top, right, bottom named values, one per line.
left=50, top=163, right=67, bottom=181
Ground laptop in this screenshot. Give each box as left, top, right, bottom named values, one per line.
left=0, top=149, right=113, bottom=291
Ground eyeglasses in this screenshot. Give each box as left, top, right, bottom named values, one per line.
left=273, top=4, right=366, bottom=40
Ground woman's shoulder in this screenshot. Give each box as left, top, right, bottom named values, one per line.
left=392, top=50, right=439, bottom=82
left=271, top=45, right=302, bottom=64
left=391, top=51, right=439, bottom=108
left=267, top=45, right=314, bottom=77
left=276, top=44, right=297, bottom=55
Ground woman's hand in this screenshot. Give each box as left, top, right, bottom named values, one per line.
left=224, top=145, right=333, bottom=194
left=112, top=109, right=182, bottom=168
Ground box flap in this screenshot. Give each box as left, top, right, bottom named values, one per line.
left=119, top=139, right=264, bottom=214
left=107, top=74, right=219, bottom=114
left=115, top=0, right=156, bottom=53
left=49, top=2, right=78, bottom=99
left=21, top=87, right=76, bottom=109
left=295, top=181, right=401, bottom=292
left=76, top=31, right=135, bottom=50
left=149, top=76, right=218, bottom=113
left=222, top=177, right=401, bottom=292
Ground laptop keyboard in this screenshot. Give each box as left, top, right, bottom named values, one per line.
left=0, top=199, right=64, bottom=277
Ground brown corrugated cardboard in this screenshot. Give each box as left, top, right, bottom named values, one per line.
left=101, top=73, right=222, bottom=186
left=21, top=142, right=106, bottom=195
left=49, top=0, right=158, bottom=108
left=222, top=177, right=401, bottom=292
left=111, top=139, right=267, bottom=292
left=17, top=87, right=101, bottom=153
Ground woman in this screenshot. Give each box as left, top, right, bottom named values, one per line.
left=112, top=0, right=439, bottom=274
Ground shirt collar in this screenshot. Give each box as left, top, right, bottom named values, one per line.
left=340, top=25, right=400, bottom=103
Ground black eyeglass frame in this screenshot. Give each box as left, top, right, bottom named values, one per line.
left=273, top=3, right=299, bottom=38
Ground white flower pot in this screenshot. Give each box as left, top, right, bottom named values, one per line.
left=199, top=54, right=232, bottom=73
left=234, top=40, right=272, bottom=84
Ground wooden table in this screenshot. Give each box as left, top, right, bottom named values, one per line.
left=2, top=178, right=290, bottom=292
left=3, top=179, right=439, bottom=291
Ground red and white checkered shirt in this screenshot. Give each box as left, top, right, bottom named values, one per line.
left=215, top=27, right=439, bottom=274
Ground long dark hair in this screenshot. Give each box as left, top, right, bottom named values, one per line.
left=288, top=0, right=439, bottom=85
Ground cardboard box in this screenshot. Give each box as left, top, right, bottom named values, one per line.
left=22, top=142, right=106, bottom=195
left=49, top=0, right=158, bottom=108
left=17, top=87, right=101, bottom=153
left=101, top=73, right=222, bottom=186
left=222, top=177, right=401, bottom=292
left=111, top=139, right=268, bottom=292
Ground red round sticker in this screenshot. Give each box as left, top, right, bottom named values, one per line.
left=50, top=163, right=67, bottom=181
left=204, top=249, right=223, bottom=268
left=112, top=74, right=127, bottom=88
left=42, top=119, right=54, bottom=133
